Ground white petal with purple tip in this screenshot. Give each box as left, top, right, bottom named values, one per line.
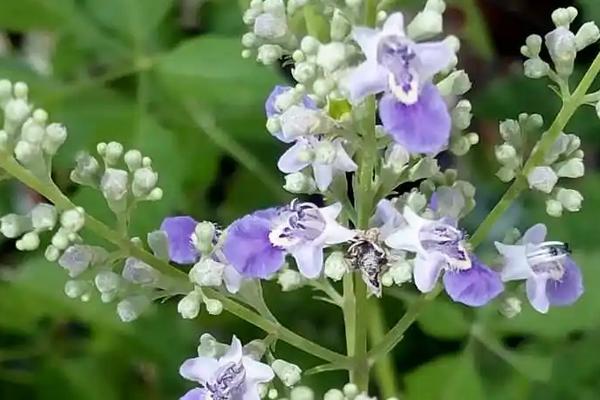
left=413, top=253, right=445, bottom=292
left=526, top=275, right=551, bottom=313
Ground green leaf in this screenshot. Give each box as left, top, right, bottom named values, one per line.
left=404, top=352, right=485, bottom=400
left=447, top=0, right=495, bottom=60
left=0, top=0, right=74, bottom=30
left=417, top=298, right=472, bottom=339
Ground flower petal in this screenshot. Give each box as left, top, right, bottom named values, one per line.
left=161, top=216, right=199, bottom=264
left=442, top=258, right=504, bottom=307
left=221, top=336, right=243, bottom=365
left=180, top=388, right=208, bottom=400
left=413, top=41, right=454, bottom=82
left=413, top=253, right=445, bottom=292
left=333, top=139, right=358, bottom=172
left=494, top=242, right=532, bottom=282
left=313, top=163, right=334, bottom=191
left=277, top=141, right=311, bottom=173
left=223, top=212, right=286, bottom=279
left=382, top=12, right=406, bottom=36
left=291, top=244, right=324, bottom=279
left=546, top=256, right=584, bottom=306
left=344, top=61, right=389, bottom=104
left=179, top=357, right=219, bottom=384
left=265, top=85, right=291, bottom=117
left=352, top=27, right=380, bottom=59
left=526, top=275, right=551, bottom=313
left=521, top=223, right=547, bottom=245
left=384, top=207, right=427, bottom=252
left=242, top=356, right=275, bottom=384
left=379, top=85, right=451, bottom=155
left=223, top=264, right=244, bottom=294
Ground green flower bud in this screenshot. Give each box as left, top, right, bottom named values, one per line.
left=257, top=44, right=283, bottom=65
left=193, top=221, right=216, bottom=253
left=178, top=290, right=202, bottom=319
left=16, top=231, right=40, bottom=251
left=95, top=271, right=121, bottom=294
left=277, top=268, right=304, bottom=291
left=117, top=295, right=150, bottom=322
left=527, top=166, right=558, bottom=193
left=324, top=251, right=349, bottom=281
left=284, top=172, right=316, bottom=194
left=555, top=157, right=584, bottom=178
left=545, top=198, right=563, bottom=217
left=272, top=359, right=302, bottom=387
left=324, top=389, right=345, bottom=400
left=190, top=258, right=225, bottom=287
left=523, top=58, right=550, bottom=79
left=556, top=188, right=583, bottom=212
left=407, top=10, right=443, bottom=41
left=254, top=13, right=287, bottom=39
left=499, top=297, right=522, bottom=318
left=0, top=213, right=32, bottom=238
left=437, top=70, right=471, bottom=97
left=291, top=386, right=314, bottom=400
left=575, top=21, right=600, bottom=50
left=204, top=297, right=223, bottom=315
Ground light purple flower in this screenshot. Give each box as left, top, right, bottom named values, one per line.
left=385, top=207, right=503, bottom=306
left=344, top=12, right=453, bottom=105
left=343, top=12, right=453, bottom=154
left=379, top=83, right=451, bottom=154
left=160, top=216, right=245, bottom=293
left=372, top=199, right=405, bottom=239
left=161, top=216, right=200, bottom=264
left=224, top=202, right=355, bottom=279
left=265, top=86, right=317, bottom=143
left=179, top=336, right=274, bottom=400
left=495, top=224, right=583, bottom=313
left=265, top=85, right=316, bottom=118
left=277, top=136, right=357, bottom=191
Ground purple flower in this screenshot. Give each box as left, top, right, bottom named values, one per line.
left=224, top=202, right=355, bottom=279
left=265, top=85, right=316, bottom=118
left=495, top=224, right=583, bottom=313
left=343, top=12, right=453, bottom=154
left=385, top=207, right=503, bottom=306
left=277, top=136, right=357, bottom=191
left=379, top=83, right=451, bottom=154
left=179, top=336, right=274, bottom=400
left=265, top=86, right=318, bottom=143
left=161, top=216, right=199, bottom=264
left=372, top=199, right=405, bottom=239
left=160, top=216, right=245, bottom=293
left=344, top=12, right=453, bottom=105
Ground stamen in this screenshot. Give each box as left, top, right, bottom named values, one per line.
left=527, top=241, right=570, bottom=265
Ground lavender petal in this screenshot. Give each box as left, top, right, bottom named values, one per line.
left=179, top=357, right=219, bottom=383
left=546, top=256, right=584, bottom=307
left=291, top=244, right=324, bottom=279
left=526, top=275, right=551, bottom=313
left=180, top=388, right=208, bottom=400
left=160, top=216, right=199, bottom=264
left=413, top=253, right=445, bottom=293
left=443, top=258, right=504, bottom=307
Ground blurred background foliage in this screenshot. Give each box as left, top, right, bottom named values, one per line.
left=0, top=0, right=599, bottom=399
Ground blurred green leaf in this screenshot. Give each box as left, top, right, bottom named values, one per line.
left=448, top=0, right=495, bottom=60
left=417, top=298, right=472, bottom=339
left=404, top=351, right=485, bottom=400
left=0, top=0, right=74, bottom=30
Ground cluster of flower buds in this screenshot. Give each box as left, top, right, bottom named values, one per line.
left=0, top=80, right=67, bottom=177
left=521, top=7, right=599, bottom=79
left=71, top=142, right=162, bottom=215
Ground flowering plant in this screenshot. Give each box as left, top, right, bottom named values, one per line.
left=0, top=1, right=598, bottom=398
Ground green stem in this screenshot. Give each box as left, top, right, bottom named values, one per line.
left=368, top=300, right=399, bottom=398
left=0, top=153, right=346, bottom=365
left=370, top=50, right=600, bottom=364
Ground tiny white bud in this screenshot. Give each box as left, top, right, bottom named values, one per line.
left=545, top=27, right=577, bottom=76
left=254, top=13, right=288, bottom=39
left=523, top=58, right=550, bottom=79
left=64, top=280, right=88, bottom=299
left=51, top=229, right=70, bottom=250
left=324, top=251, right=349, bottom=281
left=284, top=172, right=316, bottom=194
left=316, top=42, right=347, bottom=72
left=292, top=50, right=305, bottom=62
left=124, top=149, right=143, bottom=171
left=95, top=271, right=121, bottom=293
left=451, top=100, right=472, bottom=130
left=16, top=231, right=40, bottom=251
left=104, top=141, right=124, bottom=165
left=381, top=271, right=394, bottom=287
left=524, top=34, right=543, bottom=57
left=343, top=383, right=359, bottom=398
left=189, top=258, right=225, bottom=287
left=58, top=245, right=93, bottom=277
left=0, top=213, right=32, bottom=238
left=499, top=297, right=522, bottom=318
left=257, top=44, right=283, bottom=65
left=132, top=167, right=158, bottom=197
left=44, top=245, right=61, bottom=262
left=266, top=117, right=281, bottom=134
left=101, top=168, right=129, bottom=206
left=545, top=198, right=563, bottom=217
left=193, top=221, right=215, bottom=253
left=117, top=295, right=150, bottom=322
left=277, top=269, right=304, bottom=291
left=146, top=187, right=163, bottom=201
left=551, top=7, right=577, bottom=27
left=300, top=36, right=320, bottom=54
left=324, top=389, right=345, bottom=400
left=437, top=70, right=471, bottom=97
left=389, top=260, right=412, bottom=285
left=495, top=144, right=518, bottom=167
left=555, top=157, right=584, bottom=178
left=43, top=123, right=67, bottom=155
left=496, top=166, right=516, bottom=183
left=122, top=257, right=160, bottom=285
left=293, top=62, right=316, bottom=83
left=407, top=10, right=443, bottom=41
left=60, top=208, right=85, bottom=232
left=31, top=203, right=57, bottom=231
left=407, top=190, right=427, bottom=212
left=272, top=359, right=302, bottom=387
left=576, top=21, right=600, bottom=50
left=13, top=82, right=28, bottom=98
left=527, top=166, right=558, bottom=193
left=178, top=290, right=202, bottom=319
left=556, top=188, right=583, bottom=212
left=204, top=297, right=223, bottom=315
left=290, top=386, right=314, bottom=400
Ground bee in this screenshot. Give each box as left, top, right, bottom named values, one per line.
left=346, top=229, right=389, bottom=297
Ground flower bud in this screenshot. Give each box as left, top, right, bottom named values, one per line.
left=523, top=58, right=550, bottom=79
left=254, top=13, right=287, bottom=39
left=131, top=167, right=158, bottom=197
left=122, top=257, right=160, bottom=285
left=16, top=231, right=40, bottom=251
left=178, top=290, right=202, bottom=319
left=545, top=198, right=563, bottom=217
left=437, top=70, right=471, bottom=97
left=384, top=144, right=409, bottom=174
left=0, top=213, right=32, bottom=238
left=343, top=383, right=359, bottom=398
left=257, top=44, right=283, bottom=65
left=59, top=245, right=95, bottom=277
left=409, top=157, right=439, bottom=180
left=277, top=268, right=304, bottom=291
left=496, top=166, right=516, bottom=183
left=279, top=106, right=321, bottom=140
left=14, top=140, right=45, bottom=175
left=575, top=21, right=600, bottom=50
left=555, top=157, right=584, bottom=178
left=556, top=188, right=583, bottom=212
left=191, top=221, right=215, bottom=253
left=551, top=7, right=577, bottom=27
left=31, top=203, right=57, bottom=231
left=95, top=271, right=121, bottom=294
left=204, top=297, right=223, bottom=315
left=389, top=259, right=412, bottom=285
left=101, top=168, right=129, bottom=202
left=45, top=245, right=61, bottom=262
left=4, top=98, right=31, bottom=134
left=123, top=149, right=142, bottom=171
left=451, top=100, right=472, bottom=130
left=272, top=359, right=302, bottom=387
left=313, top=78, right=335, bottom=98
left=324, top=251, right=349, bottom=281
left=316, top=42, right=347, bottom=72
left=244, top=339, right=267, bottom=360
left=545, top=27, right=577, bottom=76
left=64, top=280, right=89, bottom=299
left=331, top=9, right=351, bottom=41
left=381, top=271, right=394, bottom=287
left=495, top=144, right=519, bottom=168
left=523, top=34, right=542, bottom=57
left=189, top=258, right=225, bottom=287
left=21, top=118, right=45, bottom=144
left=60, top=208, right=85, bottom=232
left=291, top=386, right=314, bottom=400
left=43, top=123, right=67, bottom=155
left=527, top=166, right=558, bottom=193
left=103, top=141, right=123, bottom=165
left=407, top=10, right=443, bottom=41
left=324, top=389, right=345, bottom=400
left=300, top=36, right=320, bottom=54
left=293, top=62, right=316, bottom=83
left=117, top=295, right=150, bottom=322
left=407, top=190, right=427, bottom=212
left=198, top=333, right=228, bottom=357
left=284, top=172, right=316, bottom=194
left=499, top=297, right=522, bottom=319
left=71, top=152, right=101, bottom=187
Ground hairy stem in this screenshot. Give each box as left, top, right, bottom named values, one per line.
left=369, top=50, right=600, bottom=364
left=0, top=153, right=346, bottom=365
